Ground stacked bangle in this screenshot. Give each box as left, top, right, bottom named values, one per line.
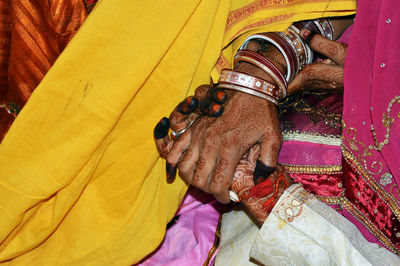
left=218, top=69, right=279, bottom=105
left=234, top=50, right=288, bottom=98
left=238, top=18, right=334, bottom=83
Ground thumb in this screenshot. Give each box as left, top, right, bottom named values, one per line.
left=253, top=131, right=282, bottom=185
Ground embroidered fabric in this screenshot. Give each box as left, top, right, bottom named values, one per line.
left=249, top=185, right=400, bottom=265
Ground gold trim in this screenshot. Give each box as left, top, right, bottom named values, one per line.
left=343, top=198, right=400, bottom=255
left=282, top=163, right=342, bottom=174
left=315, top=195, right=343, bottom=205
left=203, top=215, right=222, bottom=266
left=342, top=146, right=400, bottom=220
left=283, top=131, right=341, bottom=146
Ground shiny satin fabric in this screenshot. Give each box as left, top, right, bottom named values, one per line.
left=0, top=0, right=89, bottom=139
left=138, top=187, right=222, bottom=266
left=0, top=0, right=356, bottom=264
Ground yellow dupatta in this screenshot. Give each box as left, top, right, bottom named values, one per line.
left=0, top=0, right=355, bottom=264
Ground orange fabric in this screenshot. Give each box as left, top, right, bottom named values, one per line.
left=0, top=0, right=89, bottom=139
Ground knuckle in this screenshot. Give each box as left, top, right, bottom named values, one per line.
left=191, top=172, right=207, bottom=189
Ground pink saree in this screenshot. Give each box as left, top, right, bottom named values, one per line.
left=341, top=0, right=400, bottom=254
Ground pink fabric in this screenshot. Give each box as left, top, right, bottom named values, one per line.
left=342, top=0, right=400, bottom=252
left=138, top=187, right=221, bottom=266
left=279, top=141, right=341, bottom=165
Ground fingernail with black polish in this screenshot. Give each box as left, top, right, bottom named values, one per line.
left=166, top=162, right=177, bottom=183
left=210, top=103, right=223, bottom=117
left=154, top=117, right=170, bottom=139
left=178, top=96, right=199, bottom=115
left=200, top=98, right=213, bottom=116
left=253, top=160, right=276, bottom=185
left=208, top=87, right=228, bottom=104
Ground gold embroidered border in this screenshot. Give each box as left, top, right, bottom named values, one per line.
left=283, top=131, right=341, bottom=146
left=203, top=215, right=222, bottom=266
left=282, top=163, right=342, bottom=174
left=225, top=0, right=343, bottom=32
left=229, top=14, right=295, bottom=42
left=342, top=145, right=400, bottom=220
left=315, top=194, right=343, bottom=205
left=343, top=197, right=400, bottom=255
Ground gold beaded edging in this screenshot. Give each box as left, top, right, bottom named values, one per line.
left=315, top=193, right=344, bottom=206
left=283, top=131, right=341, bottom=146
left=342, top=145, right=400, bottom=220
left=282, top=163, right=342, bottom=174
left=343, top=198, right=400, bottom=255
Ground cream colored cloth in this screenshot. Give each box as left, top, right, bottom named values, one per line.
left=217, top=185, right=400, bottom=265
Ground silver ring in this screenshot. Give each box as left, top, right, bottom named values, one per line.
left=171, top=127, right=188, bottom=138
left=171, top=119, right=196, bottom=139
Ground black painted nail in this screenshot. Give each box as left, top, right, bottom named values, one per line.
left=177, top=96, right=199, bottom=115
left=200, top=99, right=224, bottom=117
left=253, top=160, right=277, bottom=185
left=210, top=103, right=223, bottom=117
left=208, top=87, right=228, bottom=104
left=166, top=162, right=177, bottom=183
left=154, top=117, right=170, bottom=139
left=200, top=99, right=213, bottom=116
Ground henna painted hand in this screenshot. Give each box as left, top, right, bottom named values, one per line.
left=154, top=85, right=227, bottom=167
left=230, top=145, right=293, bottom=224
left=288, top=30, right=347, bottom=94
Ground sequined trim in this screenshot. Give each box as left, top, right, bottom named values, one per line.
left=282, top=163, right=342, bottom=174
left=342, top=146, right=400, bottom=219
left=315, top=194, right=343, bottom=205
left=369, top=95, right=400, bottom=151
left=343, top=197, right=400, bottom=255
left=342, top=146, right=400, bottom=254
left=283, top=131, right=341, bottom=146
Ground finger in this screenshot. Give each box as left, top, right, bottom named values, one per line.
left=170, top=96, right=199, bottom=134
left=166, top=130, right=192, bottom=183
left=177, top=96, right=199, bottom=115
left=154, top=117, right=173, bottom=158
left=177, top=119, right=209, bottom=183
left=191, top=141, right=221, bottom=193
left=254, top=127, right=282, bottom=185
left=288, top=63, right=344, bottom=93
left=300, top=29, right=347, bottom=66
left=194, top=84, right=212, bottom=98
left=207, top=87, right=228, bottom=104
left=199, top=98, right=224, bottom=117
left=209, top=148, right=243, bottom=203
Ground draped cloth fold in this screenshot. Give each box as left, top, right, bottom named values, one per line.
left=0, top=0, right=355, bottom=264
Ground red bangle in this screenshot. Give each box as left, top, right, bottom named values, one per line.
left=234, top=50, right=288, bottom=98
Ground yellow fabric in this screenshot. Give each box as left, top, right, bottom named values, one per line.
left=0, top=0, right=355, bottom=264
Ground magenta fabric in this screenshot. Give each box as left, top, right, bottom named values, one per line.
left=138, top=187, right=221, bottom=266
left=342, top=0, right=400, bottom=253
